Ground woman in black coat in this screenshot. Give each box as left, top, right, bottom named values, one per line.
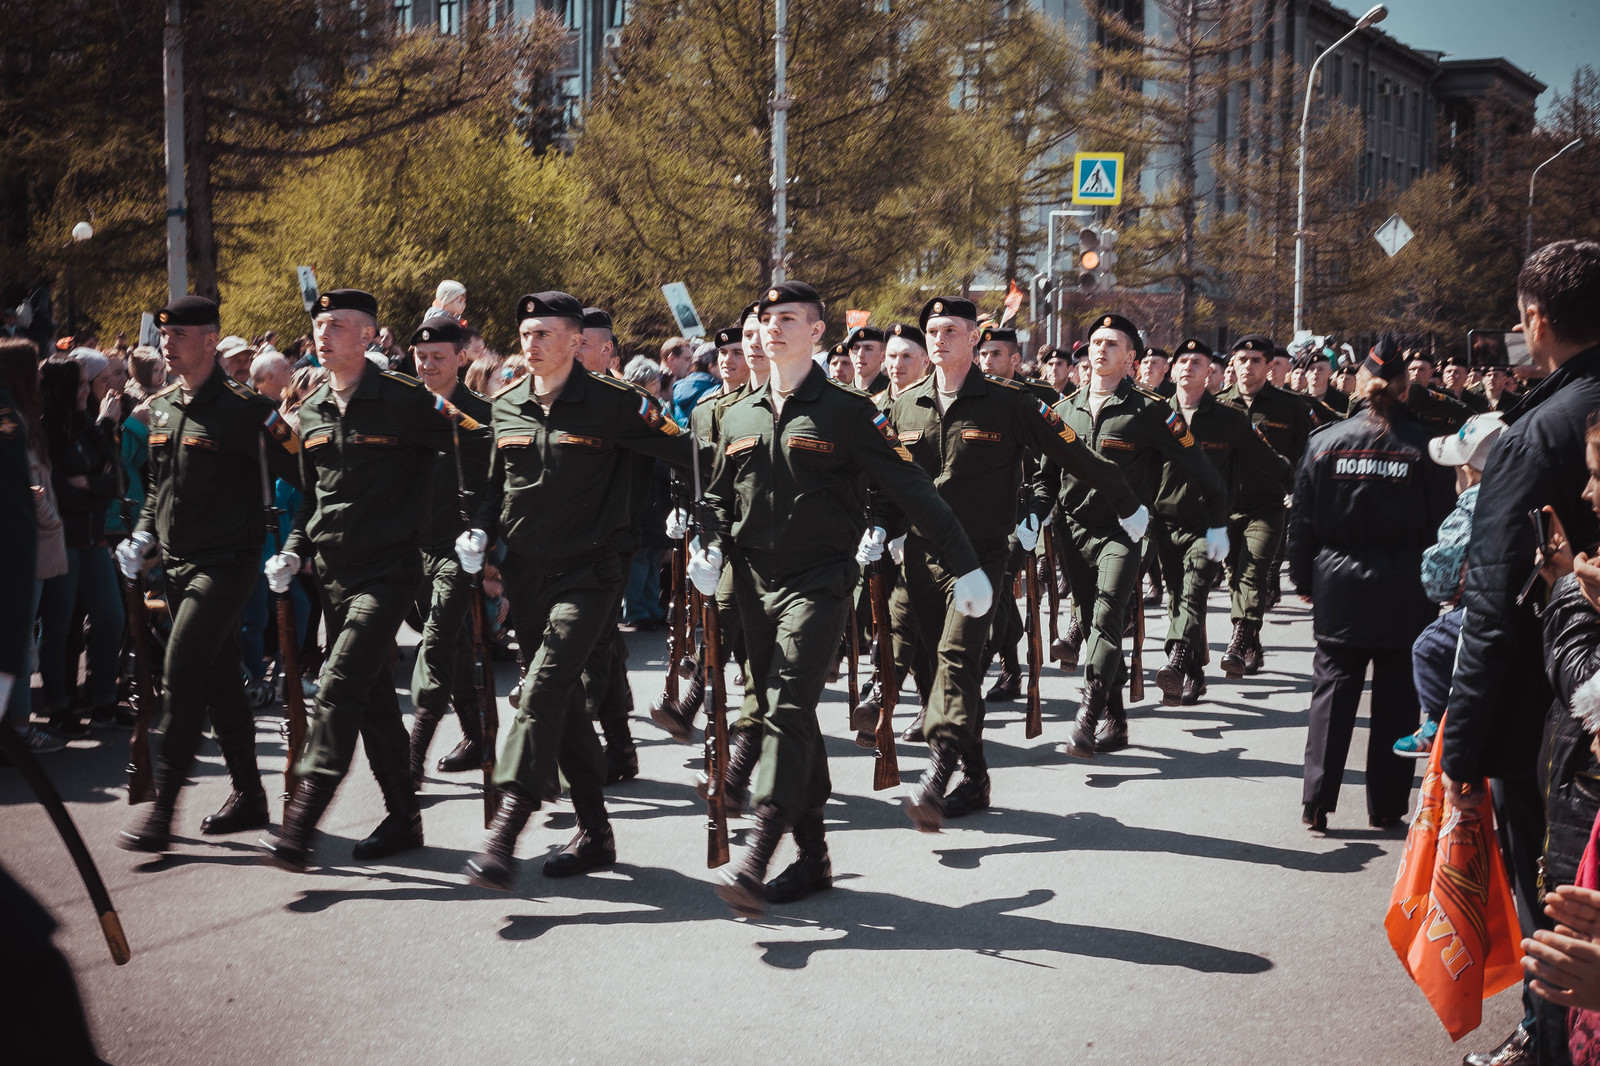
left=1287, top=336, right=1458, bottom=830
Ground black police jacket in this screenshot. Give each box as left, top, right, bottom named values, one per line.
left=1287, top=404, right=1456, bottom=649
left=1443, top=344, right=1600, bottom=784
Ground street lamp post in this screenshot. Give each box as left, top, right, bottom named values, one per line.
left=769, top=0, right=790, bottom=284
left=64, top=221, right=94, bottom=339
left=1526, top=138, right=1583, bottom=260
left=1293, top=4, right=1387, bottom=338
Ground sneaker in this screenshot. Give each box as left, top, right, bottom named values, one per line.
left=20, top=725, right=67, bottom=754
left=1392, top=718, right=1439, bottom=759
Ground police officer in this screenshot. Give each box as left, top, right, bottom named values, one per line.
left=1043, top=314, right=1224, bottom=758
left=116, top=295, right=301, bottom=853
left=693, top=281, right=982, bottom=917
left=260, top=289, right=473, bottom=871
left=1150, top=340, right=1290, bottom=705
left=890, top=300, right=1138, bottom=825
left=403, top=318, right=493, bottom=790
left=1288, top=335, right=1455, bottom=830
left=1216, top=334, right=1316, bottom=677
left=847, top=325, right=890, bottom=397
left=459, top=292, right=691, bottom=891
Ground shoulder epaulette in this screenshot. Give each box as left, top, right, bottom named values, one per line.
left=984, top=373, right=1026, bottom=392
left=823, top=377, right=869, bottom=398
left=591, top=372, right=641, bottom=396
left=871, top=388, right=890, bottom=405
left=1132, top=384, right=1167, bottom=403
left=152, top=381, right=184, bottom=400
left=223, top=377, right=261, bottom=399
left=694, top=388, right=726, bottom=408
left=382, top=370, right=424, bottom=388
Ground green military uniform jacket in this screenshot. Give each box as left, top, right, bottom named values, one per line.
left=1453, top=386, right=1490, bottom=414
left=1046, top=376, right=1226, bottom=531
left=418, top=381, right=493, bottom=557
left=691, top=382, right=750, bottom=469
left=1464, top=382, right=1517, bottom=414
left=1406, top=384, right=1474, bottom=437
left=704, top=361, right=978, bottom=578
left=887, top=369, right=1138, bottom=550
left=1156, top=391, right=1291, bottom=526
left=1310, top=387, right=1351, bottom=417
left=138, top=363, right=300, bottom=568
left=479, top=361, right=691, bottom=572
left=860, top=371, right=890, bottom=397
left=1216, top=381, right=1316, bottom=514
left=286, top=367, right=469, bottom=582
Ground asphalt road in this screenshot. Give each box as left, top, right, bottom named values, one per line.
left=0, top=590, right=1521, bottom=1065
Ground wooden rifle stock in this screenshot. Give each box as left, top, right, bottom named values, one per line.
left=123, top=575, right=156, bottom=805
left=866, top=561, right=900, bottom=790
left=1042, top=525, right=1060, bottom=657
left=1024, top=546, right=1043, bottom=739
left=468, top=581, right=498, bottom=827
left=276, top=593, right=307, bottom=802
left=701, top=592, right=730, bottom=867
left=846, top=604, right=859, bottom=717
left=1129, top=551, right=1146, bottom=703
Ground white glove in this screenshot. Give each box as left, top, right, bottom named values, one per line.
left=888, top=534, right=906, bottom=565
left=665, top=507, right=690, bottom=541
left=952, top=568, right=994, bottom=618
left=265, top=552, right=301, bottom=594
left=687, top=540, right=723, bottom=596
left=455, top=529, right=487, bottom=575
left=855, top=526, right=887, bottom=568
left=1040, top=509, right=1053, bottom=527
left=1015, top=515, right=1040, bottom=553
left=1205, top=526, right=1230, bottom=563
left=116, top=532, right=156, bottom=581
left=1118, top=504, right=1150, bottom=542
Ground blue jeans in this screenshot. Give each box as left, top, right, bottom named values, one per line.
left=38, top=545, right=125, bottom=712
left=623, top=547, right=666, bottom=625
left=5, top=579, right=44, bottom=729
left=1411, top=606, right=1463, bottom=724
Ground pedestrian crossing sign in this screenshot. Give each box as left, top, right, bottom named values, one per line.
left=1072, top=152, right=1124, bottom=206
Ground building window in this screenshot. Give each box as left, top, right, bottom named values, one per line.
left=1349, top=61, right=1360, bottom=106
left=1331, top=54, right=1342, bottom=98
left=394, top=0, right=411, bottom=29
left=1381, top=82, right=1391, bottom=124
left=439, top=0, right=459, bottom=33
left=608, top=0, right=627, bottom=27
left=1396, top=83, right=1405, bottom=128
left=1412, top=92, right=1421, bottom=132
left=1381, top=156, right=1390, bottom=186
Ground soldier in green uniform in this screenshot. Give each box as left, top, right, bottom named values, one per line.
left=847, top=325, right=891, bottom=397
left=1215, top=334, right=1316, bottom=678
left=459, top=292, right=692, bottom=891
left=971, top=324, right=1059, bottom=702
left=117, top=295, right=302, bottom=853
left=1302, top=350, right=1350, bottom=417
left=1043, top=314, right=1225, bottom=758
left=890, top=302, right=1138, bottom=825
left=1150, top=340, right=1290, bottom=705
left=1440, top=352, right=1487, bottom=413
left=260, top=289, right=476, bottom=871
left=1405, top=351, right=1475, bottom=435
left=695, top=281, right=981, bottom=917
left=403, top=318, right=493, bottom=790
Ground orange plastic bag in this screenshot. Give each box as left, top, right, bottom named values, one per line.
left=1386, top=724, right=1526, bottom=1041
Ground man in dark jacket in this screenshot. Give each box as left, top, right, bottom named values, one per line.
left=1441, top=239, right=1600, bottom=1066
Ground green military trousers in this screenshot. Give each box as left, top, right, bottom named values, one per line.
left=1056, top=518, right=1140, bottom=691
left=1149, top=518, right=1212, bottom=652
left=885, top=560, right=933, bottom=708
left=730, top=552, right=856, bottom=819
left=581, top=550, right=635, bottom=751
left=1226, top=505, right=1285, bottom=626
left=411, top=551, right=476, bottom=718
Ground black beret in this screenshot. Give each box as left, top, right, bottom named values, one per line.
left=919, top=296, right=979, bottom=330
left=581, top=307, right=613, bottom=331
left=740, top=302, right=760, bottom=323
left=516, top=291, right=584, bottom=325
left=1071, top=341, right=1091, bottom=363
left=1443, top=352, right=1470, bottom=368
left=410, top=319, right=465, bottom=346
left=846, top=325, right=887, bottom=346
left=1231, top=333, right=1274, bottom=355
left=1089, top=313, right=1143, bottom=353
left=887, top=323, right=926, bottom=349
left=1363, top=332, right=1408, bottom=382
left=757, top=281, right=824, bottom=314
left=315, top=289, right=379, bottom=318
left=157, top=294, right=220, bottom=328
left=1406, top=349, right=1435, bottom=365
left=1142, top=346, right=1170, bottom=361
left=1038, top=346, right=1069, bottom=364
left=714, top=326, right=742, bottom=348
left=829, top=342, right=848, bottom=357
left=1271, top=347, right=1293, bottom=363
left=1174, top=337, right=1213, bottom=359
left=979, top=326, right=1019, bottom=345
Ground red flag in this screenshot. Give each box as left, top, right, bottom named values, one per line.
left=1000, top=279, right=1024, bottom=326
left=845, top=310, right=870, bottom=330
left=1386, top=722, right=1524, bottom=1041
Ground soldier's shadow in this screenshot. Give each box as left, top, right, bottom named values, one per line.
left=494, top=864, right=1272, bottom=975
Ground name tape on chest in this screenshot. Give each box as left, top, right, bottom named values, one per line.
left=961, top=428, right=1003, bottom=443
left=149, top=432, right=170, bottom=446
left=181, top=435, right=219, bottom=452
left=305, top=433, right=332, bottom=450
left=899, top=430, right=923, bottom=445
left=1100, top=437, right=1136, bottom=451
left=0, top=403, right=17, bottom=439
left=1331, top=451, right=1413, bottom=481
left=788, top=435, right=835, bottom=455
left=725, top=435, right=760, bottom=457
left=497, top=435, right=533, bottom=448
left=351, top=434, right=398, bottom=447
left=557, top=433, right=603, bottom=449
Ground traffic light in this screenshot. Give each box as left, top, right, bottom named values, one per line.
left=1076, top=226, right=1118, bottom=293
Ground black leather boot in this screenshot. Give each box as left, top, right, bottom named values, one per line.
left=408, top=705, right=445, bottom=789
left=719, top=727, right=761, bottom=818
left=436, top=735, right=481, bottom=774
left=985, top=655, right=1021, bottom=702
left=118, top=777, right=180, bottom=853
left=717, top=803, right=788, bottom=917
left=1155, top=640, right=1191, bottom=707
left=604, top=742, right=639, bottom=784
left=1065, top=680, right=1108, bottom=759
left=543, top=791, right=616, bottom=877
left=1302, top=801, right=1329, bottom=833
left=200, top=788, right=270, bottom=835
left=353, top=777, right=424, bottom=861
left=903, top=740, right=960, bottom=832
left=1181, top=657, right=1208, bottom=705
left=650, top=690, right=694, bottom=742
left=260, top=776, right=337, bottom=872
left=1220, top=621, right=1250, bottom=679
left=764, top=807, right=832, bottom=904
left=1096, top=687, right=1129, bottom=753
left=464, top=787, right=538, bottom=890
left=900, top=703, right=927, bottom=743
left=1241, top=622, right=1264, bottom=675
left=1053, top=614, right=1083, bottom=670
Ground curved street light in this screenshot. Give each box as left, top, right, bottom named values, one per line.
left=1526, top=138, right=1583, bottom=259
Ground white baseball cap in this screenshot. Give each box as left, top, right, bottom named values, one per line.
left=216, top=335, right=253, bottom=359
left=1429, top=412, right=1506, bottom=471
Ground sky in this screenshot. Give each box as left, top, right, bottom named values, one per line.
left=1371, top=0, right=1598, bottom=115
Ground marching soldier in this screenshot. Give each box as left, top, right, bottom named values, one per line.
left=847, top=325, right=891, bottom=397
left=889, top=301, right=1139, bottom=824
left=404, top=318, right=493, bottom=789
left=1439, top=351, right=1487, bottom=413
left=1150, top=340, right=1290, bottom=705
left=459, top=292, right=692, bottom=891
left=117, top=295, right=301, bottom=852
left=1215, top=334, right=1316, bottom=677
left=1138, top=347, right=1175, bottom=397
left=1405, top=351, right=1474, bottom=435
left=260, top=289, right=476, bottom=870
left=1302, top=350, right=1350, bottom=417
left=693, top=281, right=982, bottom=917
left=1042, top=314, right=1224, bottom=758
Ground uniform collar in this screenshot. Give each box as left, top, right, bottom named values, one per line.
left=753, top=360, right=826, bottom=409
left=516, top=359, right=590, bottom=409
left=1171, top=389, right=1213, bottom=415
left=1074, top=374, right=1132, bottom=408
left=907, top=364, right=988, bottom=406
left=185, top=362, right=230, bottom=406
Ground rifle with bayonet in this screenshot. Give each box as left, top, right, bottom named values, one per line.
left=451, top=419, right=498, bottom=827
left=122, top=571, right=156, bottom=805
left=1021, top=487, right=1043, bottom=739
left=260, top=434, right=306, bottom=802
left=688, top=431, right=730, bottom=867
left=862, top=490, right=900, bottom=790
left=651, top=473, right=693, bottom=740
